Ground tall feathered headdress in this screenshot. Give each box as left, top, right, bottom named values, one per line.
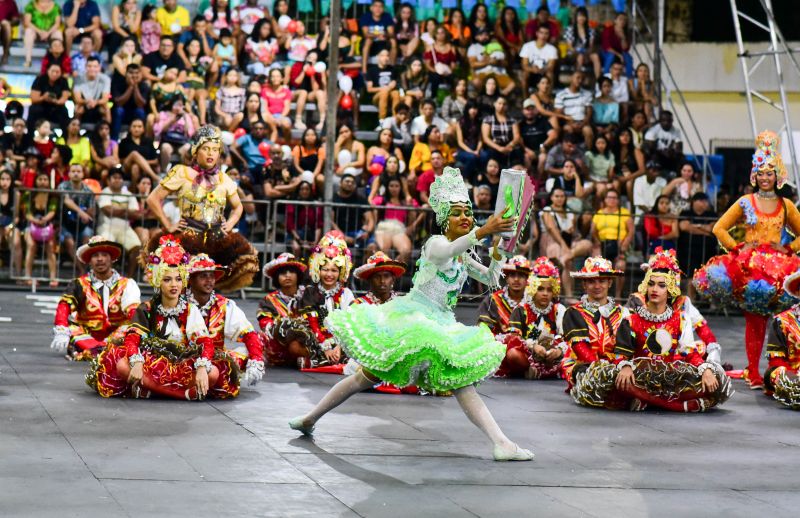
left=750, top=130, right=787, bottom=189
left=639, top=246, right=682, bottom=299
left=147, top=234, right=191, bottom=289
left=428, top=166, right=471, bottom=226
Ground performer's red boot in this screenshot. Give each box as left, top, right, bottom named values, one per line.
left=743, top=312, right=768, bottom=389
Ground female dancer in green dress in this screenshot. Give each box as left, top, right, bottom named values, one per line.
left=289, top=167, right=534, bottom=461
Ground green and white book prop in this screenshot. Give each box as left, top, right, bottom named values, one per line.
left=493, top=168, right=536, bottom=256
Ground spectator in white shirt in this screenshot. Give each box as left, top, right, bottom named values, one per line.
left=555, top=70, right=594, bottom=148
left=643, top=110, right=683, bottom=173
left=410, top=98, right=448, bottom=143
left=97, top=169, right=142, bottom=276
left=633, top=161, right=667, bottom=220
left=604, top=61, right=629, bottom=121
left=519, top=25, right=557, bottom=96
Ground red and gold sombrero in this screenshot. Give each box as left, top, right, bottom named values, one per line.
left=353, top=251, right=406, bottom=280
left=502, top=255, right=533, bottom=275
left=263, top=253, right=307, bottom=278
left=76, top=236, right=124, bottom=264
left=188, top=253, right=227, bottom=280
left=570, top=256, right=623, bottom=278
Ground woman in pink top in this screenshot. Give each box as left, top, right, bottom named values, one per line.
left=370, top=168, right=423, bottom=265
left=261, top=67, right=307, bottom=136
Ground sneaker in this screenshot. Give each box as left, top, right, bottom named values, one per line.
left=294, top=118, right=307, bottom=130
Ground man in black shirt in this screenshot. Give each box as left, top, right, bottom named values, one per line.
left=142, top=36, right=186, bottom=83
left=519, top=99, right=556, bottom=174
left=2, top=118, right=33, bottom=171
left=678, top=192, right=718, bottom=296
left=28, top=63, right=71, bottom=132
left=365, top=48, right=400, bottom=121
left=112, top=63, right=150, bottom=140
left=332, top=174, right=376, bottom=252
left=119, top=118, right=159, bottom=184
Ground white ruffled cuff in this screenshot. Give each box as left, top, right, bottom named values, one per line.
left=128, top=353, right=144, bottom=365
left=242, top=360, right=265, bottom=386
left=705, top=342, right=722, bottom=365
left=321, top=338, right=336, bottom=351
left=616, top=360, right=635, bottom=371
left=50, top=326, right=71, bottom=351
left=467, top=228, right=481, bottom=247
left=194, top=357, right=213, bottom=372
left=697, top=362, right=722, bottom=377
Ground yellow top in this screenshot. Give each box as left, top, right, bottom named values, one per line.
left=409, top=142, right=454, bottom=174
left=156, top=6, right=190, bottom=36
left=593, top=207, right=631, bottom=241
left=160, top=165, right=237, bottom=225
left=712, top=194, right=800, bottom=252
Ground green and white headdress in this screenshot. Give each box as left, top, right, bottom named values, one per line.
left=428, top=166, right=471, bottom=226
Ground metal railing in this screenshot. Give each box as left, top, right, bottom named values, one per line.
left=2, top=188, right=723, bottom=301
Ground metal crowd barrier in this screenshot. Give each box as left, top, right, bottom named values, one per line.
left=2, top=188, right=721, bottom=300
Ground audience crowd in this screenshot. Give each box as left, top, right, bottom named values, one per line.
left=0, top=0, right=736, bottom=295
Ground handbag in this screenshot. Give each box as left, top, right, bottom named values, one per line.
left=431, top=47, right=452, bottom=76
left=30, top=222, right=54, bottom=243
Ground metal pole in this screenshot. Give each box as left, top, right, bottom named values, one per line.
left=729, top=0, right=758, bottom=139
left=763, top=0, right=800, bottom=188
left=322, top=0, right=342, bottom=233
left=653, top=0, right=664, bottom=110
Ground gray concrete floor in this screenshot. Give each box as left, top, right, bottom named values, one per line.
left=1, top=291, right=800, bottom=518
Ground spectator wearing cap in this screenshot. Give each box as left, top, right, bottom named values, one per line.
left=678, top=192, right=718, bottom=297
left=97, top=168, right=142, bottom=277
left=632, top=160, right=667, bottom=220
left=28, top=62, right=70, bottom=134
left=352, top=252, right=406, bottom=305
left=63, top=0, right=102, bottom=52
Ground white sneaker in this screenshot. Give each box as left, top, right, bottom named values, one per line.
left=294, top=118, right=307, bottom=130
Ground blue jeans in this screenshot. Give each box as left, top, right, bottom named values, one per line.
left=455, top=149, right=490, bottom=185
left=601, top=50, right=633, bottom=77
left=112, top=105, right=147, bottom=141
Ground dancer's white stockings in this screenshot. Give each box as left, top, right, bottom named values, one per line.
left=454, top=385, right=515, bottom=450
left=300, top=370, right=375, bottom=426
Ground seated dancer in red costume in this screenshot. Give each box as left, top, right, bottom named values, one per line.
left=764, top=271, right=800, bottom=409
left=628, top=247, right=722, bottom=367
left=186, top=254, right=264, bottom=395
left=87, top=235, right=237, bottom=400
left=51, top=236, right=141, bottom=361
left=571, top=248, right=732, bottom=412
left=257, top=253, right=309, bottom=368
left=501, top=257, right=567, bottom=379
left=345, top=251, right=419, bottom=394
left=145, top=125, right=259, bottom=291
left=695, top=131, right=800, bottom=389
left=560, top=257, right=632, bottom=388
left=477, top=255, right=532, bottom=336
left=298, top=231, right=355, bottom=368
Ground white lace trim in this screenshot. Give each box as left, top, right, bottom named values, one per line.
left=634, top=304, right=673, bottom=323
left=158, top=296, right=188, bottom=318
left=580, top=294, right=615, bottom=314
left=187, top=290, right=216, bottom=316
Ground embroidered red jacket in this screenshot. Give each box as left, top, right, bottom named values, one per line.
left=198, top=293, right=263, bottom=361
left=619, top=309, right=704, bottom=367
left=54, top=274, right=139, bottom=337
left=477, top=289, right=524, bottom=336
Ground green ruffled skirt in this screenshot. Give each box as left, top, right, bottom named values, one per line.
left=325, top=291, right=505, bottom=391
